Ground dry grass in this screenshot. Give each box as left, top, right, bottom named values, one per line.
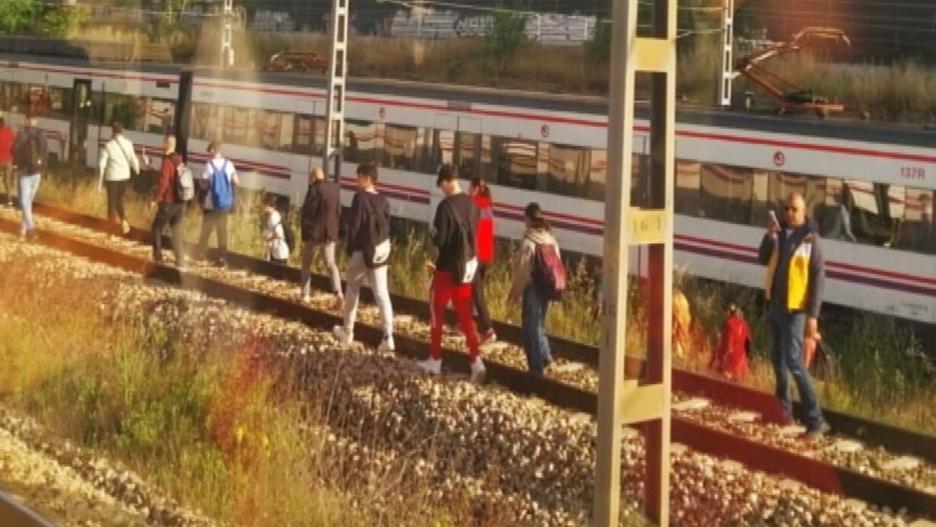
left=0, top=248, right=508, bottom=526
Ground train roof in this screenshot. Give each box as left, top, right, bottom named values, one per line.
left=5, top=52, right=936, bottom=149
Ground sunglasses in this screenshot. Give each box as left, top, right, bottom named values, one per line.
left=784, top=206, right=802, bottom=212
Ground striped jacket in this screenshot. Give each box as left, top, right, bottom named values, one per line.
left=758, top=218, right=825, bottom=317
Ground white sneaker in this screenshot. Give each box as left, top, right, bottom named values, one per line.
left=121, top=219, right=131, bottom=235
left=470, top=357, right=486, bottom=383
left=332, top=325, right=353, bottom=346
left=416, top=357, right=442, bottom=376
left=377, top=336, right=395, bottom=352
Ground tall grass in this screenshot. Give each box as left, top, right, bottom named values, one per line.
left=0, top=253, right=496, bottom=526
left=33, top=170, right=935, bottom=433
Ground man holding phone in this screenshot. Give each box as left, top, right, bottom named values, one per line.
left=759, top=193, right=830, bottom=438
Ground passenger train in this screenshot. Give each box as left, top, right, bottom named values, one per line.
left=1, top=55, right=933, bottom=324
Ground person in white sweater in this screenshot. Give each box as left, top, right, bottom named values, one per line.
left=260, top=193, right=290, bottom=264
left=97, top=122, right=140, bottom=235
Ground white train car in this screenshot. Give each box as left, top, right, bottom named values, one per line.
left=1, top=56, right=933, bottom=324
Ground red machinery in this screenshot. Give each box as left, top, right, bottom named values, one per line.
left=735, top=27, right=851, bottom=118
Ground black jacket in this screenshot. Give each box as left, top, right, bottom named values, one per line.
left=300, top=180, right=340, bottom=244
left=433, top=193, right=479, bottom=277
left=346, top=190, right=390, bottom=256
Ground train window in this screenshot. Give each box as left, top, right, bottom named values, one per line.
left=103, top=93, right=137, bottom=130
left=586, top=148, right=607, bottom=200
left=675, top=160, right=701, bottom=216
left=135, top=98, right=175, bottom=134
left=843, top=179, right=897, bottom=245
left=414, top=127, right=435, bottom=173
left=478, top=135, right=494, bottom=182
left=546, top=143, right=589, bottom=196
left=749, top=170, right=769, bottom=227
left=220, top=106, right=253, bottom=147
left=192, top=103, right=221, bottom=141
left=0, top=82, right=22, bottom=111
left=382, top=124, right=418, bottom=170
left=896, top=188, right=935, bottom=253
left=46, top=87, right=72, bottom=119
left=256, top=110, right=284, bottom=151
left=435, top=129, right=454, bottom=167
left=496, top=138, right=537, bottom=190
left=344, top=119, right=378, bottom=164
left=293, top=114, right=326, bottom=155
left=767, top=171, right=807, bottom=212
left=456, top=132, right=479, bottom=180
left=700, top=163, right=753, bottom=223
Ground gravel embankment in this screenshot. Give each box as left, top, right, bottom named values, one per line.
left=1, top=205, right=932, bottom=498
left=0, top=222, right=928, bottom=526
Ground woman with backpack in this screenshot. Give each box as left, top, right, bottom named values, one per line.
left=260, top=193, right=290, bottom=265
left=509, top=202, right=562, bottom=376
left=469, top=177, right=496, bottom=344
left=149, top=134, right=187, bottom=268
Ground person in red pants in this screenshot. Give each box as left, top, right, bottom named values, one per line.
left=711, top=303, right=751, bottom=381
left=417, top=164, right=486, bottom=382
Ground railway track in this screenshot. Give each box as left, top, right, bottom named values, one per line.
left=0, top=489, right=57, bottom=527
left=1, top=200, right=933, bottom=520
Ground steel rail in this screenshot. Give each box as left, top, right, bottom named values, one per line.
left=0, top=490, right=58, bottom=527
left=24, top=199, right=936, bottom=464
left=1, top=211, right=934, bottom=517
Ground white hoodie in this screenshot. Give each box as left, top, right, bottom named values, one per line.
left=97, top=135, right=140, bottom=185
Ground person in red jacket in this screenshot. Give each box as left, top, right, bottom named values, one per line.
left=149, top=135, right=186, bottom=268
left=0, top=117, right=13, bottom=206
left=711, top=303, right=751, bottom=381
left=470, top=177, right=496, bottom=343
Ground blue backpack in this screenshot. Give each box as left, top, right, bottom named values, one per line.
left=209, top=159, right=234, bottom=211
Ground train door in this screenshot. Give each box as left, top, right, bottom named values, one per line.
left=69, top=79, right=93, bottom=168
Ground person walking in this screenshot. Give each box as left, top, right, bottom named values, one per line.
left=12, top=113, right=47, bottom=239
left=299, top=166, right=343, bottom=305
left=196, top=141, right=238, bottom=267
left=759, top=192, right=830, bottom=438
left=0, top=117, right=14, bottom=206
left=469, top=177, right=496, bottom=343
left=509, top=203, right=561, bottom=376
left=260, top=193, right=290, bottom=264
left=333, top=163, right=394, bottom=352
left=417, top=164, right=485, bottom=382
left=97, top=122, right=140, bottom=235
left=149, top=135, right=187, bottom=268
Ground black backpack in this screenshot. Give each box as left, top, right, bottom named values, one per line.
left=15, top=131, right=42, bottom=173
left=362, top=195, right=390, bottom=267
left=448, top=200, right=477, bottom=283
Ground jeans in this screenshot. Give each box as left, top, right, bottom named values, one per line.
left=18, top=172, right=41, bottom=235
left=151, top=202, right=185, bottom=263
left=471, top=262, right=493, bottom=333
left=522, top=285, right=552, bottom=375
left=197, top=209, right=229, bottom=262
left=105, top=179, right=129, bottom=222
left=429, top=270, right=480, bottom=360
left=300, top=240, right=342, bottom=298
left=769, top=304, right=824, bottom=428
left=342, top=251, right=393, bottom=338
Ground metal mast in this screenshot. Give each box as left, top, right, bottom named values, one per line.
left=593, top=0, right=676, bottom=523
left=322, top=0, right=350, bottom=181
left=719, top=0, right=736, bottom=106
left=221, top=0, right=235, bottom=68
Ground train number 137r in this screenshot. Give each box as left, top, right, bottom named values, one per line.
left=900, top=167, right=926, bottom=180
